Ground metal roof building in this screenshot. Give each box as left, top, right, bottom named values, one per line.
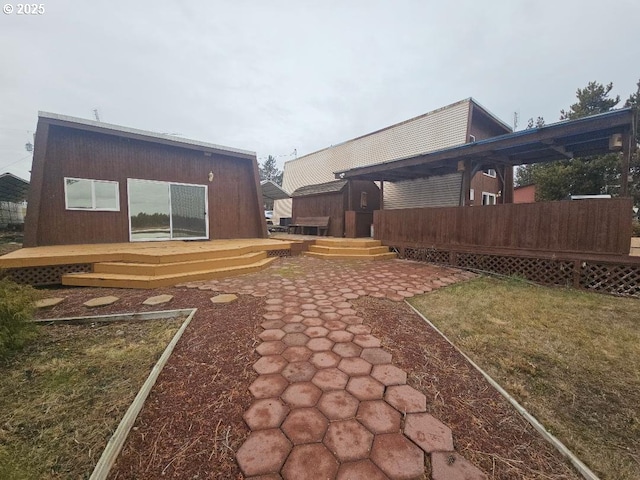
left=275, top=98, right=511, bottom=219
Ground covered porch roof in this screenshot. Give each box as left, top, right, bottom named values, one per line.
left=0, top=173, right=29, bottom=203
left=335, top=108, right=636, bottom=183
left=260, top=180, right=290, bottom=201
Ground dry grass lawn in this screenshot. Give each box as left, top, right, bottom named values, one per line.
left=0, top=317, right=183, bottom=479
left=409, top=277, right=640, bottom=480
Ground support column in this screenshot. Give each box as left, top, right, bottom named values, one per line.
left=503, top=165, right=514, bottom=203
left=459, top=160, right=472, bottom=206
left=380, top=181, right=384, bottom=210
left=621, top=132, right=631, bottom=197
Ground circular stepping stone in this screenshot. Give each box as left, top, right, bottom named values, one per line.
left=83, top=296, right=119, bottom=308
left=142, top=294, right=173, bottom=306
left=35, top=297, right=65, bottom=308
left=210, top=294, right=238, bottom=304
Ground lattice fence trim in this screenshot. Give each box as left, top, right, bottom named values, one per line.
left=394, top=246, right=639, bottom=298
left=580, top=262, right=640, bottom=297
left=3, top=264, right=92, bottom=286
left=267, top=249, right=291, bottom=257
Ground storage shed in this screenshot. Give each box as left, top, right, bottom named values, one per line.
left=291, top=179, right=380, bottom=237
left=24, top=112, right=266, bottom=247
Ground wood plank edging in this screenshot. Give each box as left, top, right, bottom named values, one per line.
left=88, top=308, right=198, bottom=480
left=406, top=302, right=600, bottom=480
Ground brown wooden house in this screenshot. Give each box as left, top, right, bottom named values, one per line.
left=291, top=179, right=380, bottom=237
left=24, top=112, right=266, bottom=247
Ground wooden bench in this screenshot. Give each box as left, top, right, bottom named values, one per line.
left=287, top=216, right=330, bottom=236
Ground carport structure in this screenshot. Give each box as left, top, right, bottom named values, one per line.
left=335, top=108, right=640, bottom=298
left=0, top=172, right=29, bottom=228
left=336, top=107, right=637, bottom=206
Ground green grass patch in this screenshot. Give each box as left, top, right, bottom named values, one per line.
left=0, top=278, right=39, bottom=361
left=409, top=277, right=640, bottom=480
left=0, top=317, right=183, bottom=479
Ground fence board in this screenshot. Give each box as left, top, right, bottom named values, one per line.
left=374, top=199, right=633, bottom=256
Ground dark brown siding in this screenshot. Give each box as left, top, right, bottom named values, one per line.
left=25, top=123, right=264, bottom=246
left=292, top=192, right=346, bottom=237
left=348, top=180, right=381, bottom=212
left=373, top=198, right=633, bottom=256
left=470, top=172, right=500, bottom=205
left=469, top=106, right=511, bottom=141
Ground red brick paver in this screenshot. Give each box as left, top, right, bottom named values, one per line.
left=185, top=256, right=482, bottom=479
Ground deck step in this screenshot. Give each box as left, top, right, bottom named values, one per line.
left=305, top=251, right=396, bottom=261
left=94, top=251, right=267, bottom=276
left=62, top=257, right=277, bottom=289
left=314, top=238, right=382, bottom=248
left=308, top=245, right=390, bottom=255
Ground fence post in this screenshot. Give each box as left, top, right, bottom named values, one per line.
left=572, top=260, right=582, bottom=289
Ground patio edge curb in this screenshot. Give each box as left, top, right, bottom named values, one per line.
left=405, top=301, right=600, bottom=480
left=88, top=308, right=198, bottom=480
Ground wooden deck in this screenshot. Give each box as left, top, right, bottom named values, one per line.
left=0, top=239, right=296, bottom=289
left=0, top=238, right=293, bottom=269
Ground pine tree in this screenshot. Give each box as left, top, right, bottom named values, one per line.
left=259, top=155, right=283, bottom=185
left=560, top=81, right=620, bottom=120
left=521, top=81, right=631, bottom=201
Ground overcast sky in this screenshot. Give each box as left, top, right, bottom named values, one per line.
left=1, top=0, right=638, bottom=181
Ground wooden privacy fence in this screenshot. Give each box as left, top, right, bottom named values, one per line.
left=373, top=198, right=633, bottom=256
left=374, top=199, right=640, bottom=298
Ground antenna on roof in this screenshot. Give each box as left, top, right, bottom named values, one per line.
left=93, top=109, right=101, bottom=122
left=513, top=111, right=519, bottom=130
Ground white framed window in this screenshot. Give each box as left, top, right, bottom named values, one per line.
left=127, top=178, right=208, bottom=241
left=482, top=192, right=497, bottom=205
left=469, top=189, right=475, bottom=201
left=65, top=177, right=120, bottom=211
left=483, top=168, right=497, bottom=178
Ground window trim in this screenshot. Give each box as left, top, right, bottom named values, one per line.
left=64, top=177, right=120, bottom=211
left=482, top=192, right=497, bottom=205
left=469, top=189, right=475, bottom=201
left=483, top=168, right=497, bottom=178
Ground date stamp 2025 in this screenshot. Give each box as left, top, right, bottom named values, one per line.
left=3, top=3, right=45, bottom=15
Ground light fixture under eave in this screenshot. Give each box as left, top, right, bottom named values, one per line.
left=208, top=171, right=214, bottom=182
left=609, top=133, right=623, bottom=151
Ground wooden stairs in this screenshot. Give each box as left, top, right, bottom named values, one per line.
left=305, top=238, right=396, bottom=260
left=59, top=245, right=286, bottom=289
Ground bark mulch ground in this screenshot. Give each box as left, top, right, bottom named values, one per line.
left=34, top=261, right=581, bottom=479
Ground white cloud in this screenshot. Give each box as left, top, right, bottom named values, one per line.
left=1, top=0, right=638, bottom=178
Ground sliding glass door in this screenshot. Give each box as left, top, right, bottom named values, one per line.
left=128, top=179, right=208, bottom=241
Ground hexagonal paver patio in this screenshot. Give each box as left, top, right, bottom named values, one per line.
left=199, top=256, right=484, bottom=479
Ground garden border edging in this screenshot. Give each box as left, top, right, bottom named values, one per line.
left=405, top=301, right=600, bottom=480
left=85, top=308, right=198, bottom=480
